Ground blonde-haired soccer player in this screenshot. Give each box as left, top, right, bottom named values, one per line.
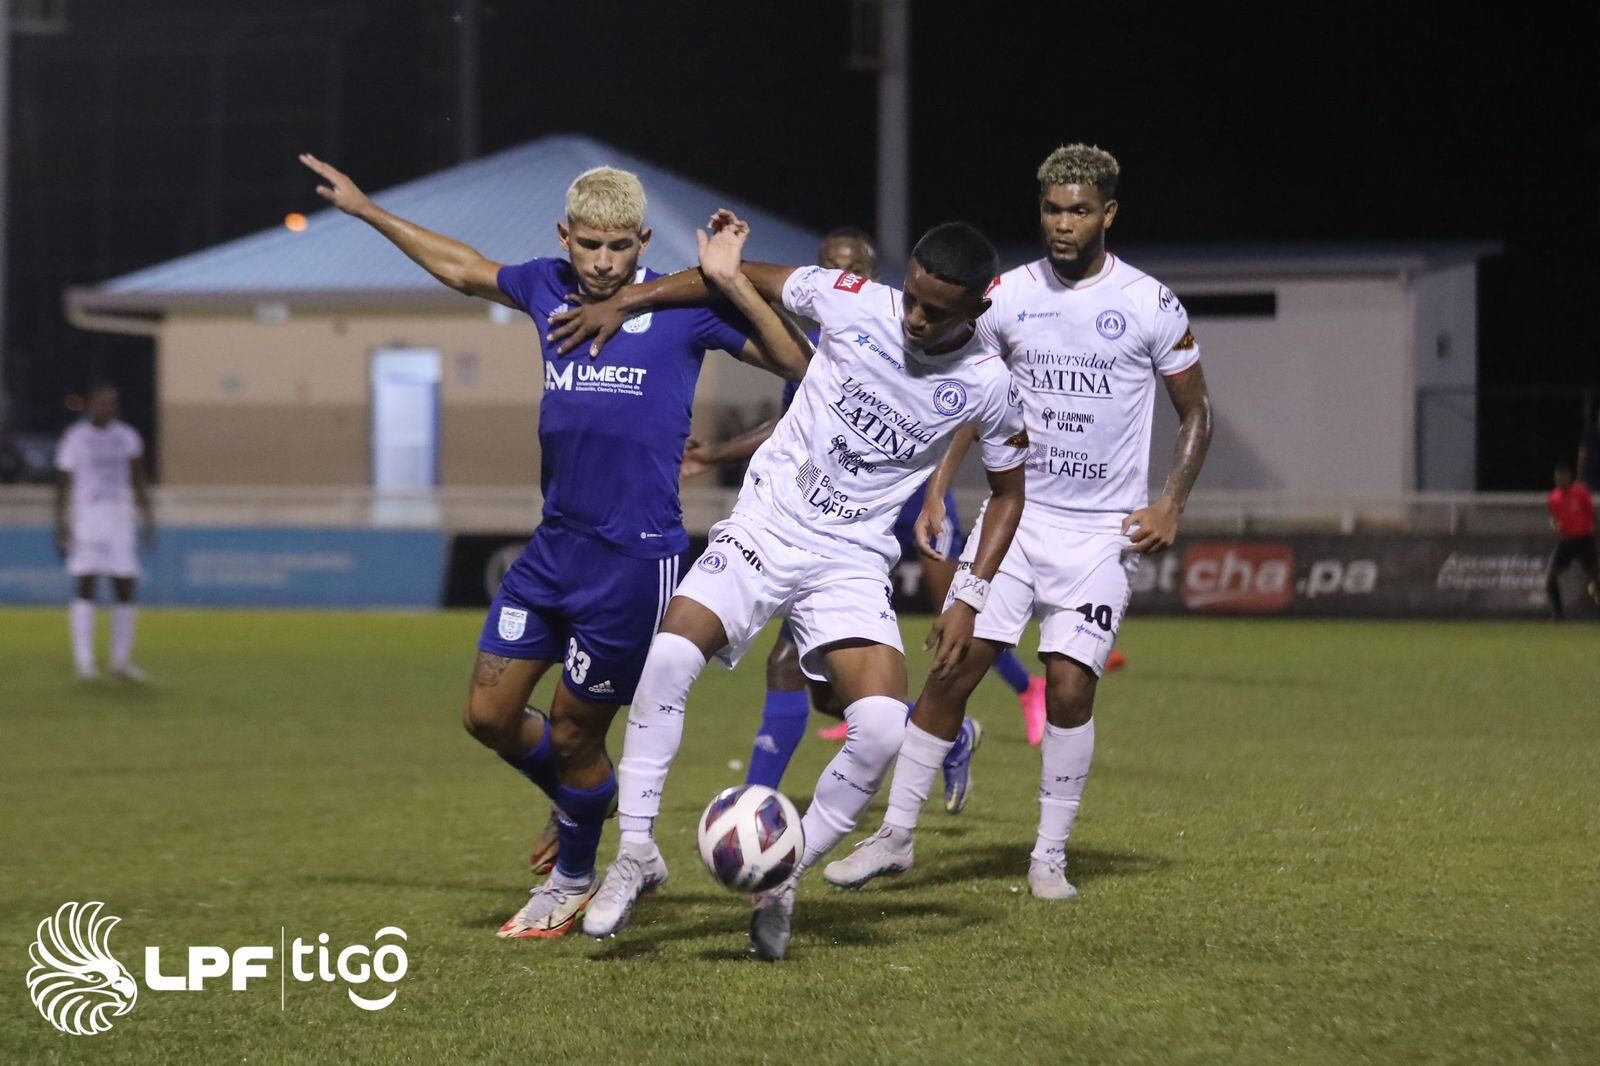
left=298, top=153, right=809, bottom=939
left=55, top=383, right=154, bottom=681
left=827, top=143, right=1214, bottom=901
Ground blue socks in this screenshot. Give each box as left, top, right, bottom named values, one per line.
left=552, top=776, right=617, bottom=881
left=499, top=717, right=559, bottom=796
left=993, top=648, right=1031, bottom=694
left=499, top=713, right=615, bottom=881
left=745, top=689, right=810, bottom=789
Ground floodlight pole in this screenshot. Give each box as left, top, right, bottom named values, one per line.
left=875, top=0, right=909, bottom=267
left=0, top=0, right=11, bottom=426
left=456, top=0, right=480, bottom=161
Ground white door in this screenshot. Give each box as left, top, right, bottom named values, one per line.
left=370, top=349, right=442, bottom=491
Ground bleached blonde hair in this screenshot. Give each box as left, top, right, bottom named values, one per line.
left=565, top=166, right=648, bottom=232
left=1036, top=144, right=1120, bottom=199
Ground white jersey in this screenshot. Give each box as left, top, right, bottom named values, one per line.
left=56, top=419, right=144, bottom=530
left=978, top=254, right=1200, bottom=531
left=736, top=266, right=1029, bottom=567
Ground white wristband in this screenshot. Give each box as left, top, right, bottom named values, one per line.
left=951, top=573, right=991, bottom=612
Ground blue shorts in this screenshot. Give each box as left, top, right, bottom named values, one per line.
left=477, top=524, right=684, bottom=705
left=893, top=490, right=964, bottom=561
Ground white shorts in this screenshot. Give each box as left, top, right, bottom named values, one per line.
left=946, top=501, right=1137, bottom=676
left=67, top=516, right=142, bottom=579
left=675, top=513, right=903, bottom=681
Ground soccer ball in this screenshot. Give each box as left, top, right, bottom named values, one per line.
left=696, top=785, right=804, bottom=893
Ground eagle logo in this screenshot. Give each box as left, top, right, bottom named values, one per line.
left=27, top=901, right=139, bottom=1037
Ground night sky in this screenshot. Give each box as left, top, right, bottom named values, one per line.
left=8, top=1, right=1597, bottom=487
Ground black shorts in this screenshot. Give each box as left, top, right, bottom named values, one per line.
left=1552, top=536, right=1598, bottom=570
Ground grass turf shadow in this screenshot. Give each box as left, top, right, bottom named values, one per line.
left=874, top=842, right=1172, bottom=890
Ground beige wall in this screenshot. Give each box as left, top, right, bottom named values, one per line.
left=160, top=306, right=773, bottom=486
left=160, top=309, right=545, bottom=485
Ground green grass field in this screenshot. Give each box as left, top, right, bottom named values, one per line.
left=2, top=608, right=1597, bottom=1064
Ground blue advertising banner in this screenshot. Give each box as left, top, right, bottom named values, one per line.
left=0, top=528, right=445, bottom=608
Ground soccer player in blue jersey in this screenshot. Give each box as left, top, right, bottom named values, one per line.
left=299, top=154, right=809, bottom=938
left=683, top=227, right=1041, bottom=806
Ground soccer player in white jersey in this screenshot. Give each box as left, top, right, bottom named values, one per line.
left=825, top=144, right=1214, bottom=900
left=549, top=216, right=1030, bottom=959
left=54, top=384, right=155, bottom=681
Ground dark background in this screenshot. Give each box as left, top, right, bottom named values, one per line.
left=7, top=1, right=1597, bottom=488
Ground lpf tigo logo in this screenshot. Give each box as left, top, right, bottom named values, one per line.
left=26, top=901, right=410, bottom=1037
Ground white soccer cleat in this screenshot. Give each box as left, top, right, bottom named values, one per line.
left=75, top=663, right=101, bottom=681
left=497, top=877, right=598, bottom=940
left=109, top=662, right=147, bottom=682
left=748, top=877, right=797, bottom=961
left=582, top=843, right=669, bottom=939
left=1028, top=853, right=1080, bottom=901
left=822, top=825, right=915, bottom=890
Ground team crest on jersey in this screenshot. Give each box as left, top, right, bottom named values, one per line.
left=622, top=312, right=653, bottom=334
left=497, top=607, right=528, bottom=641
left=698, top=552, right=728, bottom=574
left=1095, top=310, right=1127, bottom=339
left=833, top=272, right=868, bottom=293
left=932, top=380, right=968, bottom=416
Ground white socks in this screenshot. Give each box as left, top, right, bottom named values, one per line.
left=111, top=604, right=138, bottom=669
left=884, top=723, right=955, bottom=832
left=617, top=632, right=708, bottom=846
left=71, top=599, right=96, bottom=673
left=798, top=695, right=907, bottom=874
left=1033, top=718, right=1095, bottom=862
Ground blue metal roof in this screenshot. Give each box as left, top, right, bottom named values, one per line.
left=70, top=134, right=824, bottom=313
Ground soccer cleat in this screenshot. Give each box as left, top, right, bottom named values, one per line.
left=748, top=877, right=797, bottom=961
left=1028, top=852, right=1080, bottom=901
left=817, top=721, right=848, bottom=742
left=942, top=718, right=983, bottom=814
left=109, top=662, right=147, bottom=682
left=581, top=843, right=669, bottom=939
left=497, top=877, right=598, bottom=939
left=822, top=825, right=914, bottom=890
left=1106, top=650, right=1128, bottom=673
left=1021, top=677, right=1047, bottom=746
left=529, top=811, right=560, bottom=875
left=75, top=663, right=101, bottom=681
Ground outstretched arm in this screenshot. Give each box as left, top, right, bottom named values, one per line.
left=53, top=472, right=71, bottom=559
left=548, top=256, right=798, bottom=357
left=697, top=212, right=810, bottom=381
left=299, top=153, right=512, bottom=307
left=1123, top=363, right=1213, bottom=554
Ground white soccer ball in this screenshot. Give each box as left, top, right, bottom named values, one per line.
left=696, top=785, right=804, bottom=893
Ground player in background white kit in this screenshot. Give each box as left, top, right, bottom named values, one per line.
left=54, top=384, right=155, bottom=681
left=549, top=214, right=1030, bottom=959
left=826, top=144, right=1214, bottom=900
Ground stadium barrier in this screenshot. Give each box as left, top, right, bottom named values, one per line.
left=0, top=527, right=445, bottom=608
left=3, top=487, right=1588, bottom=617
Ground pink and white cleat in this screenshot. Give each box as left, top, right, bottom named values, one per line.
left=817, top=721, right=849, bottom=743
left=1021, top=677, right=1047, bottom=747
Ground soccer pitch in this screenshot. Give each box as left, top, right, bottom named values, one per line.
left=2, top=608, right=1595, bottom=1064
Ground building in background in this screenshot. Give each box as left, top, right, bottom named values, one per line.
left=65, top=135, right=821, bottom=488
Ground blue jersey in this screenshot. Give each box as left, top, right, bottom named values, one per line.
left=498, top=259, right=752, bottom=560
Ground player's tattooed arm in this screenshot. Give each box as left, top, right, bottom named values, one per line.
left=1124, top=363, right=1213, bottom=555
left=914, top=425, right=980, bottom=560
left=298, top=153, right=513, bottom=308
left=472, top=652, right=515, bottom=689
